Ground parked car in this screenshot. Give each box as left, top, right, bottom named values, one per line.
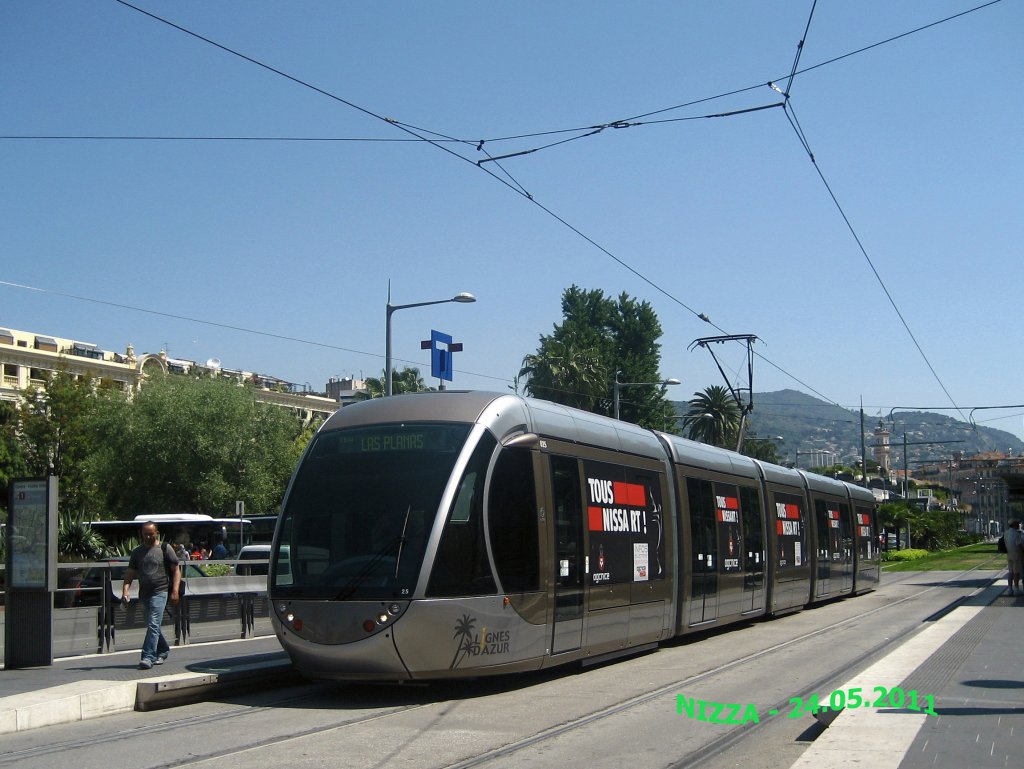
left=234, top=544, right=272, bottom=576
left=234, top=544, right=289, bottom=579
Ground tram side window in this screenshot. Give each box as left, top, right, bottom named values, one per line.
left=428, top=433, right=499, bottom=597
left=772, top=492, right=806, bottom=570
left=739, top=486, right=764, bottom=578
left=488, top=448, right=540, bottom=592
left=686, top=478, right=717, bottom=592
left=855, top=506, right=876, bottom=560
left=814, top=500, right=832, bottom=579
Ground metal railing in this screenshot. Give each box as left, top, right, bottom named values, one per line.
left=0, top=561, right=274, bottom=661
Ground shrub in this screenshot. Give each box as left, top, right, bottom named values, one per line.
left=201, top=563, right=232, bottom=576
left=882, top=548, right=929, bottom=562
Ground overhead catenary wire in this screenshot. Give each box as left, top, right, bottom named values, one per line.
left=58, top=0, right=1003, bottom=414
left=8, top=2, right=1002, bottom=152
left=776, top=98, right=967, bottom=421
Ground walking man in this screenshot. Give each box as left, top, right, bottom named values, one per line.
left=122, top=521, right=181, bottom=669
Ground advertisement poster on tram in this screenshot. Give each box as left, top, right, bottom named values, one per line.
left=825, top=504, right=842, bottom=561
left=584, top=460, right=665, bottom=585
left=856, top=508, right=874, bottom=559
left=714, top=487, right=743, bottom=573
left=773, top=492, right=805, bottom=569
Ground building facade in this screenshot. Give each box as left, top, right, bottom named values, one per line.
left=0, top=325, right=339, bottom=425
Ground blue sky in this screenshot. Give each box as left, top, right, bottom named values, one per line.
left=2, top=1, right=1022, bottom=439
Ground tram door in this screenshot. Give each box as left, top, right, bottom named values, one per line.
left=550, top=455, right=584, bottom=654
left=686, top=478, right=719, bottom=625
left=739, top=486, right=765, bottom=613
left=839, top=504, right=854, bottom=593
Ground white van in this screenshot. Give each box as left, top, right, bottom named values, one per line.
left=234, top=544, right=290, bottom=581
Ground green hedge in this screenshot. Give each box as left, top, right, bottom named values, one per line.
left=882, top=548, right=930, bottom=562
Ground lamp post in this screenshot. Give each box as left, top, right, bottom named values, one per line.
left=613, top=372, right=680, bottom=420
left=385, top=289, right=475, bottom=396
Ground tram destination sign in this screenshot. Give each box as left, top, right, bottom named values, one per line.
left=326, top=424, right=470, bottom=455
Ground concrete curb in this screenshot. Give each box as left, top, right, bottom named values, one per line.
left=135, top=661, right=299, bottom=711
left=0, top=679, right=138, bottom=735
left=0, top=660, right=299, bottom=735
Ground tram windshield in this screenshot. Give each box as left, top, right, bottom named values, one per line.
left=272, top=422, right=472, bottom=600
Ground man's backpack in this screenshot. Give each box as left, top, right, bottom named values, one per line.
left=997, top=535, right=1007, bottom=553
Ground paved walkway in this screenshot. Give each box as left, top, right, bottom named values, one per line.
left=1, top=634, right=293, bottom=734
left=791, top=577, right=1023, bottom=769
left=3, top=573, right=1022, bottom=769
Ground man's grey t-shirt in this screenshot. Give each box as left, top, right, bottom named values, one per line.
left=128, top=544, right=178, bottom=599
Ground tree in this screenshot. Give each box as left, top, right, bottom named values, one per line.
left=89, top=374, right=303, bottom=518
left=682, top=385, right=741, bottom=448
left=518, top=286, right=668, bottom=428
left=17, top=371, right=102, bottom=515
left=518, top=335, right=608, bottom=411
left=877, top=501, right=970, bottom=551
left=740, top=432, right=782, bottom=463
left=0, top=400, right=27, bottom=519
left=360, top=367, right=432, bottom=399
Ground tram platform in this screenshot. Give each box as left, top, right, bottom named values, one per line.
left=2, top=575, right=1023, bottom=769
left=0, top=634, right=295, bottom=734
left=791, top=578, right=1024, bottom=769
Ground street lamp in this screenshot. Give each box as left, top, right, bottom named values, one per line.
left=613, top=371, right=681, bottom=420
left=385, top=289, right=475, bottom=396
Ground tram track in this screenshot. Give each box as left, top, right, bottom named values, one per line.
left=442, top=567, right=1001, bottom=769
left=1, top=568, right=997, bottom=769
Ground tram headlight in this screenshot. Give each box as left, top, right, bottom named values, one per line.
left=377, top=612, right=389, bottom=624
left=388, top=603, right=401, bottom=615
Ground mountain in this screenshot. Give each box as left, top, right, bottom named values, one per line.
left=671, top=389, right=1024, bottom=467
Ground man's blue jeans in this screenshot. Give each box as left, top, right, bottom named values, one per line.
left=140, top=591, right=170, bottom=664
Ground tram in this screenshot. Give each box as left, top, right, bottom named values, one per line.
left=268, top=391, right=880, bottom=681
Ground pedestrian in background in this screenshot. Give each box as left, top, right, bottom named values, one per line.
left=1004, top=520, right=1024, bottom=596
left=122, top=521, right=181, bottom=669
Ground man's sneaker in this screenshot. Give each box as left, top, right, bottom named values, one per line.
left=155, top=655, right=167, bottom=665
left=139, top=659, right=153, bottom=670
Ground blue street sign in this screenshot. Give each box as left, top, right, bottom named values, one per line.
left=421, top=329, right=463, bottom=382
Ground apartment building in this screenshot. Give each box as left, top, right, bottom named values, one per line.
left=0, top=325, right=339, bottom=424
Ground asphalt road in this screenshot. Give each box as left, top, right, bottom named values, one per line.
left=0, top=570, right=990, bottom=769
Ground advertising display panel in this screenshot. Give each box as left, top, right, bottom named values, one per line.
left=714, top=486, right=743, bottom=573
left=773, top=491, right=806, bottom=570
left=856, top=507, right=875, bottom=559
left=584, top=460, right=665, bottom=585
left=8, top=477, right=57, bottom=590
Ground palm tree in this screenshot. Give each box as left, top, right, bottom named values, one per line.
left=360, top=367, right=432, bottom=399
left=518, top=336, right=608, bottom=411
left=682, top=386, right=741, bottom=448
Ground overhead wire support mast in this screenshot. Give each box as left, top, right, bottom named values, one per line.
left=689, top=334, right=759, bottom=453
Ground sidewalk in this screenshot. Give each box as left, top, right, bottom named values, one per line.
left=0, top=634, right=296, bottom=735
left=791, top=575, right=1024, bottom=769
